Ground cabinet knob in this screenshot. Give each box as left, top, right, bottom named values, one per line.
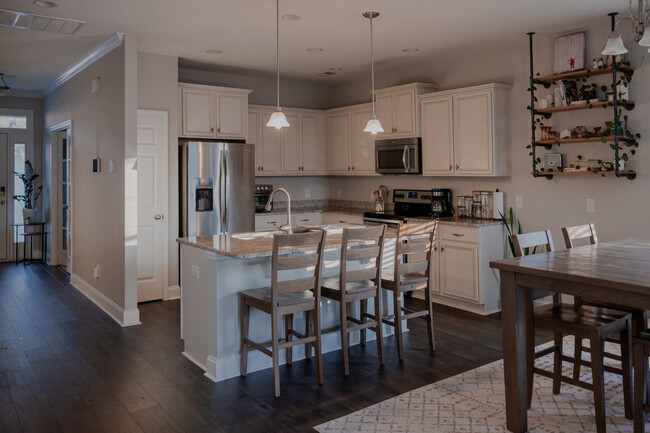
left=352, top=165, right=355, bottom=171
left=217, top=127, right=221, bottom=134
left=348, top=166, right=351, bottom=171
left=440, top=247, right=445, bottom=252
left=154, top=214, right=163, bottom=220
left=456, top=164, right=459, bottom=170
left=261, top=166, right=264, bottom=171
left=449, top=164, right=453, bottom=171
left=434, top=246, right=437, bottom=252
left=393, top=127, right=397, bottom=133
left=210, top=127, right=214, bottom=133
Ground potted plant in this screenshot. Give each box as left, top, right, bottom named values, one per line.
left=13, top=160, right=42, bottom=225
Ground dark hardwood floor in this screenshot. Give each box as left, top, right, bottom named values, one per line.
left=0, top=262, right=546, bottom=432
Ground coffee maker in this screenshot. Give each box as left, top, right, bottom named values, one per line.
left=431, top=189, right=453, bottom=218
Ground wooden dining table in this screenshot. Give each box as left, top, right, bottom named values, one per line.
left=490, top=238, right=650, bottom=433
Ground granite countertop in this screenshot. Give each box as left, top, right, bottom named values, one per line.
left=257, top=208, right=366, bottom=216
left=177, top=224, right=398, bottom=259
left=409, top=216, right=503, bottom=228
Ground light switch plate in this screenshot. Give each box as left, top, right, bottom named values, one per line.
left=515, top=195, right=524, bottom=209
left=586, top=198, right=596, bottom=213
left=191, top=265, right=199, bottom=279
left=305, top=189, right=310, bottom=199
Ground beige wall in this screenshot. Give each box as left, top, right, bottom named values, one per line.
left=137, top=52, right=180, bottom=290
left=327, top=23, right=650, bottom=244
left=43, top=42, right=133, bottom=309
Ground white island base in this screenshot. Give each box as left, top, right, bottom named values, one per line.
left=179, top=234, right=404, bottom=382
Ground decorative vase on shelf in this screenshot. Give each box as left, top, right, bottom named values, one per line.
left=23, top=208, right=38, bottom=233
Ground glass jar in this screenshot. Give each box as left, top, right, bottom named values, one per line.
left=472, top=202, right=482, bottom=219
left=480, top=192, right=492, bottom=219
left=456, top=196, right=467, bottom=217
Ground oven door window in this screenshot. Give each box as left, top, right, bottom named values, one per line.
left=377, top=149, right=406, bottom=170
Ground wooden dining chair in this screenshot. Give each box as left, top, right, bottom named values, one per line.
left=381, top=222, right=437, bottom=361
left=239, top=230, right=326, bottom=397
left=320, top=225, right=386, bottom=375
left=633, top=332, right=650, bottom=433
left=563, top=223, right=649, bottom=385
left=513, top=230, right=633, bottom=433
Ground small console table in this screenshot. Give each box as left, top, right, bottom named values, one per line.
left=13, top=222, right=48, bottom=267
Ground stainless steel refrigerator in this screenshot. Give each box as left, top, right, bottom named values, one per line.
left=180, top=139, right=255, bottom=237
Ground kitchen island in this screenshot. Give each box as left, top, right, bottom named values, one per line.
left=177, top=225, right=402, bottom=382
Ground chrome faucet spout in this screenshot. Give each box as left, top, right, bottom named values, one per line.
left=266, top=187, right=292, bottom=234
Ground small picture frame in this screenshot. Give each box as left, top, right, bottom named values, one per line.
left=554, top=32, right=585, bottom=74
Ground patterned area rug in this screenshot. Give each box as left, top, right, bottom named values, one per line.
left=314, top=339, right=644, bottom=432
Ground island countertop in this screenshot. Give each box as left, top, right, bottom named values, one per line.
left=177, top=224, right=401, bottom=259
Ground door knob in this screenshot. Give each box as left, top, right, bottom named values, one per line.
left=63, top=204, right=69, bottom=209
left=154, top=214, right=163, bottom=220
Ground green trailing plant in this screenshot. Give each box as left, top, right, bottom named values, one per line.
left=13, top=160, right=42, bottom=209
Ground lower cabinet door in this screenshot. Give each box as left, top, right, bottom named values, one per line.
left=439, top=241, right=479, bottom=303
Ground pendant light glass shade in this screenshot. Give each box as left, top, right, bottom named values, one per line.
left=267, top=0, right=289, bottom=129
left=602, top=31, right=628, bottom=55
left=364, top=115, right=384, bottom=134
left=639, top=26, right=650, bottom=46
left=266, top=109, right=290, bottom=129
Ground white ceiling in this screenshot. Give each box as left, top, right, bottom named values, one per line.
left=0, top=0, right=637, bottom=93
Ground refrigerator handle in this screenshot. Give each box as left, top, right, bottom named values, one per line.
left=222, top=150, right=228, bottom=232
left=217, top=148, right=223, bottom=234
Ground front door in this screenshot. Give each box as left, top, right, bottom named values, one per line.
left=57, top=130, right=71, bottom=272
left=137, top=110, right=168, bottom=302
left=0, top=134, right=7, bottom=261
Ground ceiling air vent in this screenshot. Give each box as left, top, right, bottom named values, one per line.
left=0, top=8, right=85, bottom=34
left=317, top=71, right=336, bottom=77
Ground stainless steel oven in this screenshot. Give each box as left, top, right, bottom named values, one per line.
left=375, top=137, right=422, bottom=175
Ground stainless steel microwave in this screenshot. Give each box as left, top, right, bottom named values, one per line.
left=375, top=137, right=422, bottom=174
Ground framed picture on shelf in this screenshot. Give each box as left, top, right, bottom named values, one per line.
left=554, top=32, right=585, bottom=73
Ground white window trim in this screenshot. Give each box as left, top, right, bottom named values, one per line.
left=0, top=108, right=33, bottom=133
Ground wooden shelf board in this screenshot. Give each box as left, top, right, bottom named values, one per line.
left=534, top=100, right=634, bottom=114
left=535, top=136, right=634, bottom=145
left=534, top=65, right=634, bottom=83
left=533, top=170, right=636, bottom=177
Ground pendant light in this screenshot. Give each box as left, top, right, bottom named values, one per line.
left=363, top=11, right=384, bottom=135
left=602, top=12, right=629, bottom=56
left=266, top=0, right=290, bottom=129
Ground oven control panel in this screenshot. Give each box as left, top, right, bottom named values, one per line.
left=393, top=189, right=432, bottom=204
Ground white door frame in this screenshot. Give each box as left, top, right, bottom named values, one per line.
left=48, top=120, right=72, bottom=269
left=137, top=109, right=170, bottom=300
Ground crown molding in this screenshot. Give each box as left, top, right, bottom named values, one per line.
left=2, top=90, right=42, bottom=99
left=42, top=32, right=124, bottom=97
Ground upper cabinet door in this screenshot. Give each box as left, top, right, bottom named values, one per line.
left=374, top=94, right=393, bottom=137
left=281, top=112, right=301, bottom=174
left=216, top=93, right=247, bottom=139
left=327, top=112, right=352, bottom=174
left=393, top=90, right=416, bottom=136
left=181, top=89, right=216, bottom=137
left=259, top=111, right=283, bottom=175
left=300, top=114, right=320, bottom=174
left=351, top=108, right=377, bottom=175
left=454, top=90, right=493, bottom=175
left=421, top=96, right=454, bottom=175
left=248, top=110, right=262, bottom=173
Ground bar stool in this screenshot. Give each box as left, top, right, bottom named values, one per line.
left=381, top=222, right=437, bottom=361
left=633, top=332, right=650, bottom=433
left=239, top=230, right=326, bottom=397
left=513, top=230, right=633, bottom=433
left=563, top=223, right=649, bottom=382
left=320, top=225, right=386, bottom=376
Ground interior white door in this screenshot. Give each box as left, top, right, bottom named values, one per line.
left=137, top=110, right=168, bottom=302
left=57, top=130, right=71, bottom=271
left=0, top=134, right=7, bottom=261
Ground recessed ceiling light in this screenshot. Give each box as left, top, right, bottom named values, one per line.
left=307, top=48, right=323, bottom=52
left=281, top=14, right=300, bottom=21
left=206, top=49, right=222, bottom=54
left=402, top=48, right=419, bottom=53
left=33, top=0, right=57, bottom=7
left=328, top=67, right=343, bottom=71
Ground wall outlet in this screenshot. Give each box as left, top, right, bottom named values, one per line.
left=191, top=265, right=199, bottom=279
left=305, top=188, right=310, bottom=199
left=586, top=198, right=596, bottom=213
left=337, top=188, right=342, bottom=199
left=93, top=265, right=100, bottom=279
left=515, top=195, right=524, bottom=209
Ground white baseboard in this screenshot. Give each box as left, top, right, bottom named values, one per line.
left=70, top=273, right=141, bottom=327
left=167, top=285, right=180, bottom=300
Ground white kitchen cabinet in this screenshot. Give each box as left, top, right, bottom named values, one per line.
left=248, top=110, right=262, bottom=173
left=373, top=83, right=438, bottom=138
left=179, top=83, right=251, bottom=139
left=255, top=213, right=289, bottom=231
left=292, top=212, right=321, bottom=227
left=326, top=104, right=379, bottom=176
left=415, top=223, right=504, bottom=315
left=281, top=112, right=302, bottom=174
left=321, top=213, right=363, bottom=225
left=258, top=109, right=283, bottom=175
left=420, top=83, right=511, bottom=177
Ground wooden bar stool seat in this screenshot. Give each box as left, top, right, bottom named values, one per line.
left=320, top=225, right=387, bottom=376
left=381, top=222, right=437, bottom=361
left=240, top=230, right=326, bottom=398
left=633, top=331, right=650, bottom=433
left=513, top=230, right=633, bottom=433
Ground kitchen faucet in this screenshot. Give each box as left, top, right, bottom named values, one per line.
left=265, top=187, right=292, bottom=234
